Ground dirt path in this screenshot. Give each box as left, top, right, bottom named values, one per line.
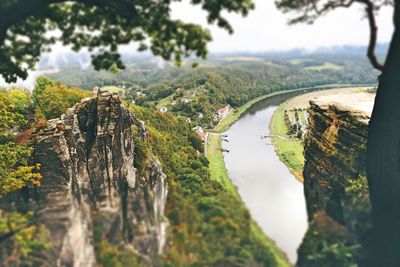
left=205, top=132, right=220, bottom=157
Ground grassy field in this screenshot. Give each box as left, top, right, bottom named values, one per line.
left=269, top=102, right=305, bottom=181
left=156, top=94, right=174, bottom=108
left=288, top=58, right=313, bottom=65
left=206, top=133, right=240, bottom=198
left=101, top=85, right=125, bottom=93
left=212, top=84, right=371, bottom=133
left=303, top=62, right=343, bottom=71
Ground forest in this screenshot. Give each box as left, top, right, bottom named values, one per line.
left=46, top=54, right=378, bottom=127
left=0, top=0, right=399, bottom=265
left=0, top=73, right=287, bottom=266
left=0, top=52, right=379, bottom=265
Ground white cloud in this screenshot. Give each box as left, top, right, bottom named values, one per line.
left=171, top=0, right=394, bottom=52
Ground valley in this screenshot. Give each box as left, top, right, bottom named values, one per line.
left=205, top=85, right=375, bottom=265
left=0, top=54, right=379, bottom=266
left=0, top=0, right=396, bottom=265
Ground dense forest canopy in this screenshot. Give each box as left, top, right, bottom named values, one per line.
left=45, top=55, right=379, bottom=127
left=0, top=77, right=285, bottom=266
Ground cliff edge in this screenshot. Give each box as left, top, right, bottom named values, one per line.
left=1, top=92, right=168, bottom=266
left=298, top=92, right=374, bottom=266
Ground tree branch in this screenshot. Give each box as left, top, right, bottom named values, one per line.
left=357, top=0, right=385, bottom=71
left=312, top=0, right=355, bottom=15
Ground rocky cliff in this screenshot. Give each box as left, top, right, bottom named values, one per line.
left=1, top=92, right=168, bottom=266
left=298, top=95, right=374, bottom=266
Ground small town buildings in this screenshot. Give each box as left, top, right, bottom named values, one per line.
left=192, top=126, right=203, bottom=132
left=192, top=126, right=208, bottom=141
left=198, top=113, right=204, bottom=119
left=196, top=131, right=208, bottom=141
left=217, top=105, right=232, bottom=118
left=135, top=91, right=146, bottom=97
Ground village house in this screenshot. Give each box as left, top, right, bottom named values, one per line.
left=135, top=91, right=146, bottom=97
left=192, top=126, right=208, bottom=141
left=159, top=106, right=168, bottom=113
left=215, top=105, right=233, bottom=121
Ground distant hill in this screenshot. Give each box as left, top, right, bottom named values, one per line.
left=37, top=43, right=389, bottom=70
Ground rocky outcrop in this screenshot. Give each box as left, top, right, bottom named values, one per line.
left=297, top=98, right=373, bottom=266
left=1, top=92, right=168, bottom=266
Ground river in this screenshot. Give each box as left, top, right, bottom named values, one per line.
left=221, top=91, right=310, bottom=264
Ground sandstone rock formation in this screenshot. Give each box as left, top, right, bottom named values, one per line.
left=298, top=97, right=373, bottom=266
left=1, top=92, right=168, bottom=266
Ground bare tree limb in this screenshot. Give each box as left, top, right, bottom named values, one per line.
left=277, top=0, right=387, bottom=71
left=357, top=0, right=385, bottom=71
left=312, top=0, right=355, bottom=15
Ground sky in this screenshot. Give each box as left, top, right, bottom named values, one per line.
left=169, top=0, right=394, bottom=52
left=49, top=0, right=394, bottom=54
left=0, top=0, right=395, bottom=88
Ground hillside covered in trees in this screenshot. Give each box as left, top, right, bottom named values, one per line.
left=0, top=74, right=290, bottom=266
left=0, top=53, right=379, bottom=266
left=46, top=54, right=379, bottom=127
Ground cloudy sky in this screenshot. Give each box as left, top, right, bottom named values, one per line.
left=52, top=0, right=394, bottom=54
left=170, top=0, right=394, bottom=52
left=1, top=1, right=395, bottom=88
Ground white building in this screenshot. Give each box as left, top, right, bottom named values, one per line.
left=216, top=105, right=233, bottom=120
left=136, top=91, right=146, bottom=97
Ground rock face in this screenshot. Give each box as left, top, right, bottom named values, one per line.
left=4, top=93, right=168, bottom=266
left=297, top=99, right=372, bottom=266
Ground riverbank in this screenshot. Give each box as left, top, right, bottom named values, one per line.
left=269, top=102, right=305, bottom=182
left=205, top=132, right=291, bottom=267
left=212, top=83, right=375, bottom=133
left=205, top=85, right=375, bottom=266
left=269, top=86, right=375, bottom=182
left=206, top=133, right=240, bottom=198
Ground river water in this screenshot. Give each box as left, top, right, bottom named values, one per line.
left=222, top=91, right=310, bottom=263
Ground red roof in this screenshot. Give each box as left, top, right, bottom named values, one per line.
left=217, top=105, right=230, bottom=114
left=196, top=131, right=208, bottom=141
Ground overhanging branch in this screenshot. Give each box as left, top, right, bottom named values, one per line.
left=312, top=0, right=355, bottom=15
left=357, top=0, right=385, bottom=71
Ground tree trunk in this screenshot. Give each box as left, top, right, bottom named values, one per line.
left=367, top=2, right=400, bottom=265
